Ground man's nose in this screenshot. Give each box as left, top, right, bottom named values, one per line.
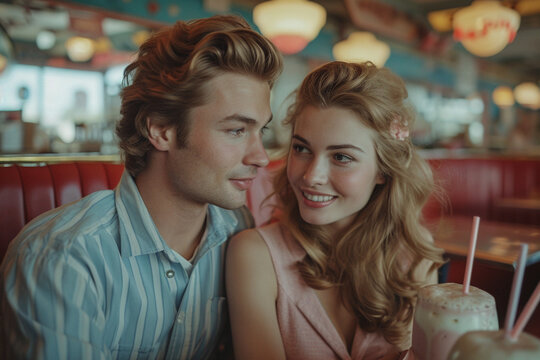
left=244, top=134, right=269, bottom=168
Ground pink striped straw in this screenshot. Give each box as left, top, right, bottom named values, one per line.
left=463, top=216, right=480, bottom=294
left=510, top=282, right=540, bottom=341
left=504, top=243, right=528, bottom=339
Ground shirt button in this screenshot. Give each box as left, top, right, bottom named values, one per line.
left=177, top=311, right=185, bottom=323
left=166, top=270, right=175, bottom=278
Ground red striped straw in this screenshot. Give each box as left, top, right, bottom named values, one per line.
left=463, top=216, right=480, bottom=294
left=504, top=243, right=528, bottom=339
left=510, top=282, right=540, bottom=341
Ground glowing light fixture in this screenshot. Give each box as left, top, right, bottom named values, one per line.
left=427, top=8, right=456, bottom=32
left=253, top=0, right=326, bottom=55
left=514, top=82, right=540, bottom=109
left=36, top=30, right=56, bottom=50
left=492, top=86, right=514, bottom=107
left=333, top=32, right=390, bottom=68
left=65, top=36, right=95, bottom=62
left=453, top=0, right=520, bottom=57
left=132, top=30, right=151, bottom=47
left=93, top=37, right=111, bottom=55
left=57, top=121, right=76, bottom=143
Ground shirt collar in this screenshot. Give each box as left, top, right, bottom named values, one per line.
left=195, top=204, right=238, bottom=260
left=114, top=172, right=239, bottom=259
left=115, top=172, right=167, bottom=257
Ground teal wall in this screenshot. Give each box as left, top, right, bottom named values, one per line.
left=66, top=0, right=254, bottom=26
left=64, top=0, right=510, bottom=100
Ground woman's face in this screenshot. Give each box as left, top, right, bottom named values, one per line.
left=287, top=105, right=384, bottom=234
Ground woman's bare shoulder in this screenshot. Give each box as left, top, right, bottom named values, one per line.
left=229, top=227, right=268, bottom=254
left=226, top=225, right=278, bottom=300
left=227, top=225, right=276, bottom=274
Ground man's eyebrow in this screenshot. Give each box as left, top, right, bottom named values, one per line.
left=292, top=134, right=309, bottom=144
left=292, top=134, right=365, bottom=153
left=221, top=114, right=273, bottom=126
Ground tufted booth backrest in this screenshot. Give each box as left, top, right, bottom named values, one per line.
left=0, top=162, right=124, bottom=260
left=2, top=157, right=539, bottom=262
left=248, top=157, right=540, bottom=226
left=0, top=160, right=281, bottom=262
left=426, top=157, right=540, bottom=224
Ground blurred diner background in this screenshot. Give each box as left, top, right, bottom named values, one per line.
left=0, top=0, right=539, bottom=338
left=0, top=0, right=539, bottom=157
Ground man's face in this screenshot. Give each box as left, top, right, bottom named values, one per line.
left=166, top=72, right=271, bottom=209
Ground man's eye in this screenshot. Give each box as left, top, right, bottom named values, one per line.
left=229, top=128, right=245, bottom=136
left=261, top=126, right=270, bottom=135
left=292, top=144, right=309, bottom=153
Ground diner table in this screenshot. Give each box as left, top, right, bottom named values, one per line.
left=493, top=197, right=540, bottom=225
left=432, top=215, right=540, bottom=269
left=495, top=197, right=540, bottom=211
left=432, top=216, right=540, bottom=338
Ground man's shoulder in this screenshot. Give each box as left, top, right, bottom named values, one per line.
left=6, top=190, right=119, bottom=263
left=30, top=189, right=117, bottom=233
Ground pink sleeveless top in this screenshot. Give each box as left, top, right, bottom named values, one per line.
left=257, top=223, right=403, bottom=360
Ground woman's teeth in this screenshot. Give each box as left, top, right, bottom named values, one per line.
left=303, top=192, right=334, bottom=202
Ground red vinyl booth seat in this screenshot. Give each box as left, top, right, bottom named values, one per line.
left=0, top=162, right=124, bottom=260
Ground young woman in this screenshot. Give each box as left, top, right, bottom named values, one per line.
left=226, top=61, right=444, bottom=360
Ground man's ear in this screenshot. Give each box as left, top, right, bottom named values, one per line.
left=147, top=117, right=174, bottom=151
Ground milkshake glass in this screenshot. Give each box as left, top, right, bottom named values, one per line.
left=411, top=282, right=498, bottom=360
left=448, top=329, right=540, bottom=360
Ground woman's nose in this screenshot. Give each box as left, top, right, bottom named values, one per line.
left=302, top=158, right=328, bottom=186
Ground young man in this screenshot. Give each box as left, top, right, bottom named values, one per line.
left=0, top=15, right=282, bottom=359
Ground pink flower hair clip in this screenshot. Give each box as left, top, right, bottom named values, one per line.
left=389, top=116, right=409, bottom=141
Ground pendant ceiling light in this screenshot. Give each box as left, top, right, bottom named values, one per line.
left=253, top=0, right=326, bottom=55
left=333, top=32, right=390, bottom=68
left=514, top=82, right=540, bottom=109
left=65, top=36, right=96, bottom=62
left=453, top=0, right=520, bottom=57
left=36, top=30, right=56, bottom=50
left=492, top=86, right=514, bottom=108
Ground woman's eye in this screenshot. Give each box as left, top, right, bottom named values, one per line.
left=334, top=153, right=353, bottom=163
left=228, top=128, right=245, bottom=136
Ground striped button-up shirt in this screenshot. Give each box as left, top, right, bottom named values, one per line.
left=0, top=172, right=253, bottom=359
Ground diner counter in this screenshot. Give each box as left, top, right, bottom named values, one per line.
left=418, top=148, right=540, bottom=160
left=2, top=148, right=539, bottom=164
left=0, top=153, right=121, bottom=164
left=0, top=147, right=289, bottom=165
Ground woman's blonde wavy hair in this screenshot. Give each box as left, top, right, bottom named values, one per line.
left=273, top=61, right=444, bottom=348
left=117, top=15, right=283, bottom=176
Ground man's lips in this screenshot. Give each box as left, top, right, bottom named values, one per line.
left=230, top=178, right=255, bottom=191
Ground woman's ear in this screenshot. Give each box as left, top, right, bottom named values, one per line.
left=376, top=172, right=386, bottom=185
left=147, top=117, right=174, bottom=151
